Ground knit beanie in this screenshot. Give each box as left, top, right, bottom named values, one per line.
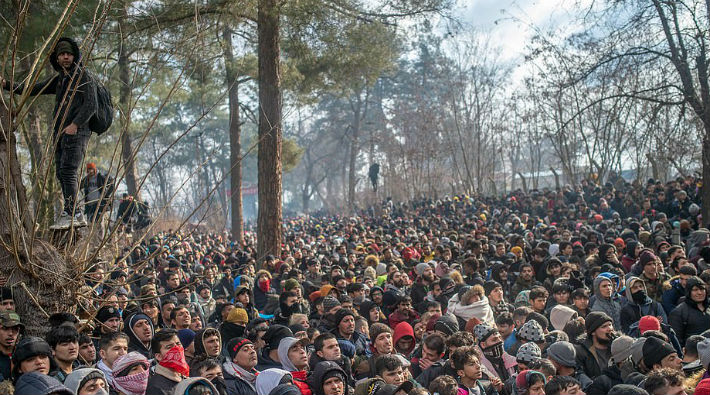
left=518, top=320, right=544, bottom=343
left=14, top=372, right=71, bottom=395
left=697, top=379, right=710, bottom=395
left=415, top=262, right=429, bottom=276
left=334, top=309, right=355, bottom=327
left=177, top=329, right=195, bottom=349
left=13, top=336, right=52, bottom=364
left=546, top=341, right=576, bottom=367
left=584, top=311, right=612, bottom=335
left=226, top=337, right=253, bottom=360
left=610, top=335, right=634, bottom=365
left=322, top=296, right=341, bottom=313
left=516, top=342, right=541, bottom=364
left=433, top=315, right=459, bottom=336
left=283, top=279, right=300, bottom=292
left=642, top=336, right=676, bottom=369
left=697, top=338, right=710, bottom=369
left=227, top=307, right=249, bottom=325
left=263, top=325, right=293, bottom=351
left=514, top=290, right=531, bottom=307
left=369, top=323, right=393, bottom=342
left=631, top=337, right=647, bottom=366
left=474, top=323, right=497, bottom=343
left=608, top=384, right=649, bottom=395
left=638, top=316, right=661, bottom=334
left=549, top=305, right=577, bottom=331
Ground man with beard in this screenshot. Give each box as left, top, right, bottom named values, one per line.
left=223, top=337, right=259, bottom=395
left=511, top=264, right=542, bottom=298
left=332, top=309, right=368, bottom=356
left=0, top=311, right=22, bottom=381
left=385, top=270, right=408, bottom=293
left=411, top=263, right=436, bottom=310
left=473, top=323, right=513, bottom=387
left=574, top=311, right=615, bottom=378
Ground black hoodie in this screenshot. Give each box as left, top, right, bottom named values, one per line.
left=669, top=277, right=710, bottom=345
left=4, top=37, right=97, bottom=135
left=307, top=361, right=349, bottom=395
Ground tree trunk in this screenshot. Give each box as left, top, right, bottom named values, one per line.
left=348, top=96, right=362, bottom=214
left=118, top=33, right=138, bottom=198
left=256, top=0, right=282, bottom=260
left=0, top=106, right=73, bottom=336
left=223, top=27, right=244, bottom=244
left=703, top=127, right=710, bottom=227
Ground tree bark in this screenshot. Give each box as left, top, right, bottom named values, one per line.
left=223, top=28, right=244, bottom=244
left=257, top=0, right=282, bottom=260
left=347, top=96, right=362, bottom=214
left=118, top=27, right=139, bottom=198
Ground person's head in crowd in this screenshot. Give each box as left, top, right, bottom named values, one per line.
left=112, top=351, right=150, bottom=395
left=308, top=360, right=348, bottom=395
left=426, top=300, right=442, bottom=316
left=278, top=337, right=309, bottom=372
left=643, top=367, right=686, bottom=395
left=393, top=322, right=415, bottom=356
left=518, top=319, right=546, bottom=348
left=513, top=306, right=532, bottom=329
left=551, top=281, right=571, bottom=305
left=140, top=299, right=159, bottom=325
left=0, top=310, right=23, bottom=357
left=429, top=374, right=459, bottom=395
left=530, top=358, right=557, bottom=381
left=516, top=370, right=547, bottom=395
left=160, top=300, right=176, bottom=327
left=78, top=334, right=96, bottom=365
left=526, top=312, right=550, bottom=334
left=433, top=314, right=459, bottom=339
left=585, top=311, right=614, bottom=347
left=520, top=264, right=535, bottom=282
left=549, top=305, right=577, bottom=332
left=546, top=341, right=577, bottom=376
left=314, top=333, right=341, bottom=362
left=178, top=328, right=196, bottom=359
left=420, top=333, right=445, bottom=366
left=517, top=342, right=542, bottom=371
left=46, top=324, right=79, bottom=375
left=13, top=372, right=72, bottom=395
left=333, top=309, right=356, bottom=340
left=642, top=336, right=682, bottom=371
left=64, top=368, right=108, bottom=395
left=451, top=345, right=483, bottom=388
left=445, top=331, right=475, bottom=355
left=495, top=312, right=515, bottom=339
left=190, top=357, right=222, bottom=381
left=170, top=305, right=191, bottom=330
left=354, top=315, right=368, bottom=337
left=95, top=306, right=121, bottom=335
left=194, top=328, right=222, bottom=359
left=545, top=375, right=584, bottom=395
left=529, top=287, right=548, bottom=315
left=11, top=336, right=54, bottom=382
left=151, top=328, right=189, bottom=377
left=374, top=354, right=406, bottom=386
left=289, top=313, right=309, bottom=330
left=369, top=323, right=393, bottom=356
left=125, top=312, right=154, bottom=351
left=227, top=337, right=258, bottom=371
left=570, top=288, right=589, bottom=313
left=98, top=332, right=128, bottom=370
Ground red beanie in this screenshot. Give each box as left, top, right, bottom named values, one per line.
left=696, top=379, right=710, bottom=395
left=638, top=316, right=661, bottom=334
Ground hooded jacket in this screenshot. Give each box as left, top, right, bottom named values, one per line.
left=393, top=322, right=416, bottom=356
left=619, top=277, right=667, bottom=334
left=193, top=328, right=223, bottom=361
left=14, top=372, right=72, bottom=395
left=662, top=276, right=686, bottom=314
left=307, top=361, right=348, bottom=395
left=172, top=377, right=219, bottom=395
left=4, top=37, right=97, bottom=135
left=669, top=277, right=710, bottom=345
left=277, top=338, right=311, bottom=395
left=124, top=312, right=153, bottom=359
left=590, top=275, right=622, bottom=330
left=256, top=368, right=291, bottom=395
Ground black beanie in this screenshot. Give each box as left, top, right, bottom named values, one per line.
left=585, top=311, right=612, bottom=335
left=642, top=336, right=676, bottom=368
left=12, top=336, right=52, bottom=364
left=334, top=309, right=355, bottom=326
left=434, top=315, right=459, bottom=336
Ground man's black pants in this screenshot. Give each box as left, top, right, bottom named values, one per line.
left=54, top=131, right=90, bottom=214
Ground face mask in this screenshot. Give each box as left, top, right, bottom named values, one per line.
left=159, top=344, right=190, bottom=377
left=259, top=278, right=271, bottom=293
left=631, top=289, right=648, bottom=304
left=211, top=376, right=228, bottom=395
left=482, top=341, right=504, bottom=359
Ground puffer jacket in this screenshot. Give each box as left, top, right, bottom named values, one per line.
left=668, top=277, right=710, bottom=345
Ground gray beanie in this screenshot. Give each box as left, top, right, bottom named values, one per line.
left=610, top=335, right=634, bottom=365
left=474, top=323, right=497, bottom=343
left=415, top=262, right=429, bottom=276
left=546, top=341, right=576, bottom=367
left=631, top=337, right=647, bottom=366
left=516, top=342, right=541, bottom=364
left=322, top=297, right=341, bottom=313
left=697, top=338, right=710, bottom=369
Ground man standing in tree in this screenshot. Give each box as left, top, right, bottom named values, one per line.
left=80, top=162, right=113, bottom=223
left=2, top=37, right=97, bottom=228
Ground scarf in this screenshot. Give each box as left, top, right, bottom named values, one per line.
left=159, top=344, right=190, bottom=377
left=114, top=369, right=149, bottom=395
left=223, top=361, right=257, bottom=390
left=96, top=360, right=114, bottom=387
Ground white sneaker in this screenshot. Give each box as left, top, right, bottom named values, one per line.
left=73, top=212, right=87, bottom=227
left=50, top=211, right=71, bottom=230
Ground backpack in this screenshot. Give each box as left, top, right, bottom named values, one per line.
left=87, top=74, right=113, bottom=135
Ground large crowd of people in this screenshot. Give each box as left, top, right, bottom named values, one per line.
left=1, top=175, right=709, bottom=395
